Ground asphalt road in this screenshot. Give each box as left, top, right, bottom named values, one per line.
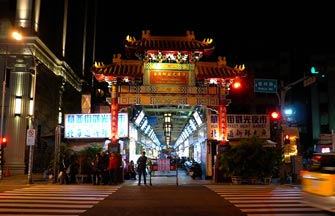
left=0, top=173, right=246, bottom=216
left=81, top=185, right=246, bottom=216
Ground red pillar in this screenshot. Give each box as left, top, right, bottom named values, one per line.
left=110, top=85, right=119, bottom=148
left=218, top=99, right=227, bottom=144
left=215, top=93, right=228, bottom=183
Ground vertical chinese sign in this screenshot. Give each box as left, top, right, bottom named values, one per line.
left=111, top=85, right=118, bottom=144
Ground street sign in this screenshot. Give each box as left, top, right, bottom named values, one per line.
left=254, top=79, right=278, bottom=93
left=26, top=129, right=36, bottom=146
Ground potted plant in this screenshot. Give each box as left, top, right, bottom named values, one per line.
left=260, top=143, right=281, bottom=184
left=218, top=144, right=243, bottom=184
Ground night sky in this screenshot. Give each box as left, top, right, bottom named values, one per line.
left=91, top=1, right=335, bottom=64
left=34, top=0, right=335, bottom=80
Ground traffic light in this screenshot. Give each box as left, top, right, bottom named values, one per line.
left=284, top=134, right=290, bottom=144
left=270, top=111, right=281, bottom=121
left=311, top=66, right=326, bottom=78
left=232, top=80, right=241, bottom=89
left=311, top=66, right=319, bottom=74
left=269, top=111, right=281, bottom=141
left=1, top=137, right=7, bottom=148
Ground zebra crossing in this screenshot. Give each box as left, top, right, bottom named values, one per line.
left=206, top=184, right=332, bottom=216
left=0, top=184, right=121, bottom=215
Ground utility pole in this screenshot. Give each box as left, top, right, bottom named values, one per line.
left=276, top=76, right=308, bottom=184
left=0, top=49, right=7, bottom=180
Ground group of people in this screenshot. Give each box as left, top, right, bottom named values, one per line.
left=91, top=151, right=122, bottom=185
left=92, top=150, right=149, bottom=186
left=58, top=150, right=149, bottom=186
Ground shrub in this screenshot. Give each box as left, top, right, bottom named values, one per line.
left=219, top=137, right=281, bottom=179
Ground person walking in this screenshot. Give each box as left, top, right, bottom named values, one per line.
left=137, top=151, right=147, bottom=185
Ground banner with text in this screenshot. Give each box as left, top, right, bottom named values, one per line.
left=227, top=114, right=270, bottom=139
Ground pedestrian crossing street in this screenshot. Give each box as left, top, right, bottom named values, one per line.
left=0, top=184, right=121, bottom=215
left=206, top=185, right=332, bottom=216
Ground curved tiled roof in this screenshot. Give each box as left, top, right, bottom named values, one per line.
left=125, top=38, right=215, bottom=51
left=91, top=30, right=246, bottom=81
left=195, top=61, right=246, bottom=79
left=91, top=54, right=246, bottom=81
left=91, top=55, right=144, bottom=81
left=124, top=30, right=215, bottom=59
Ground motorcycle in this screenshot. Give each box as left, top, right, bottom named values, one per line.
left=188, top=161, right=202, bottom=179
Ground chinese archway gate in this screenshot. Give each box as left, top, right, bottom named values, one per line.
left=90, top=30, right=246, bottom=179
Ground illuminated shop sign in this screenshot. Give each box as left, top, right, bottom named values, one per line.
left=226, top=114, right=270, bottom=139
left=64, top=113, right=128, bottom=139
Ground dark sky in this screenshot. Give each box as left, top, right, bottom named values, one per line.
left=35, top=0, right=335, bottom=77
left=90, top=1, right=335, bottom=64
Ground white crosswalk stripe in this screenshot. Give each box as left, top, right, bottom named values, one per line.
left=0, top=184, right=121, bottom=215
left=206, top=185, right=332, bottom=216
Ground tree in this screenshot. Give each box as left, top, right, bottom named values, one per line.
left=77, top=144, right=103, bottom=175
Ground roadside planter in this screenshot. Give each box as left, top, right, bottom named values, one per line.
left=218, top=137, right=281, bottom=184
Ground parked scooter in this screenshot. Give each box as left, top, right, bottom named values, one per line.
left=188, top=161, right=202, bottom=179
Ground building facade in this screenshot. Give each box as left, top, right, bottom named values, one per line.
left=0, top=0, right=82, bottom=175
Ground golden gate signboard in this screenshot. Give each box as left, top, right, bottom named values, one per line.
left=150, top=71, right=188, bottom=85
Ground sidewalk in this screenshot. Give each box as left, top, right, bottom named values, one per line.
left=0, top=173, right=48, bottom=185
left=0, top=170, right=212, bottom=187
left=0, top=171, right=298, bottom=188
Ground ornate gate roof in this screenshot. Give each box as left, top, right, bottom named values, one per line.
left=124, top=30, right=215, bottom=61
left=90, top=31, right=247, bottom=148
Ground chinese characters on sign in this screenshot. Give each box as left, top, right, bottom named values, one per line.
left=207, top=113, right=219, bottom=140
left=64, top=113, right=128, bottom=139
left=227, top=114, right=270, bottom=139
left=254, top=79, right=277, bottom=93
left=150, top=71, right=188, bottom=85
